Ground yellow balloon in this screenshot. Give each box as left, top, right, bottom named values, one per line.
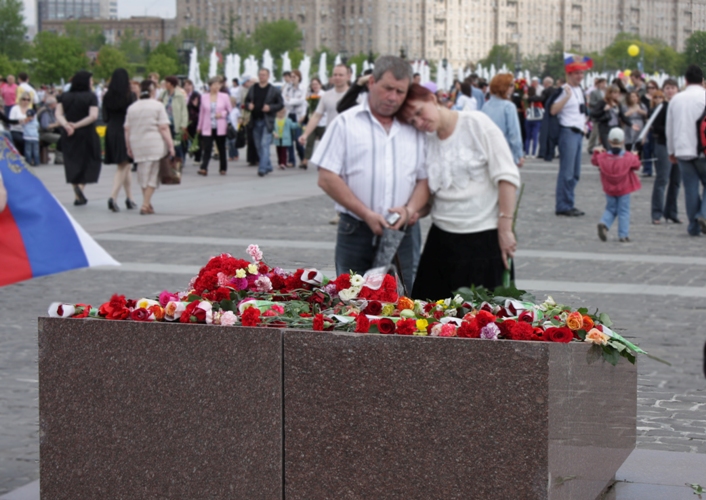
left=624, top=69, right=632, bottom=77
left=628, top=44, right=640, bottom=57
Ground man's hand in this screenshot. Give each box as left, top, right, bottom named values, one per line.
left=669, top=154, right=678, bottom=164
left=248, top=103, right=254, bottom=111
left=386, top=206, right=410, bottom=231
left=262, top=104, right=270, bottom=113
left=517, top=157, right=525, bottom=168
left=363, top=210, right=389, bottom=236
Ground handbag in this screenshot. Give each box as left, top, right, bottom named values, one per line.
left=226, top=122, right=237, bottom=140
left=526, top=105, right=544, bottom=121
left=235, top=125, right=246, bottom=149
left=159, top=155, right=182, bottom=185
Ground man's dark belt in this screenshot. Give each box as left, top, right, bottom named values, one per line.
left=560, top=125, right=583, bottom=134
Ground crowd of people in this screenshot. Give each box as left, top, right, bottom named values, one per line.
left=1, top=57, right=705, bottom=297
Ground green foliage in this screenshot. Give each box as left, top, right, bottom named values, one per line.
left=118, top=29, right=145, bottom=64
left=229, top=33, right=258, bottom=59
left=93, top=45, right=129, bottom=81
left=31, top=31, right=89, bottom=84
left=683, top=31, right=706, bottom=73
left=146, top=53, right=179, bottom=79
left=0, top=0, right=27, bottom=60
left=287, top=48, right=305, bottom=75
left=151, top=42, right=179, bottom=61
left=522, top=54, right=546, bottom=77
left=601, top=33, right=684, bottom=75
left=252, top=19, right=302, bottom=60
left=0, top=53, right=23, bottom=77
left=313, top=46, right=338, bottom=74
left=64, top=21, right=106, bottom=52
left=478, top=45, right=514, bottom=70
left=542, top=41, right=565, bottom=78
left=171, top=26, right=211, bottom=57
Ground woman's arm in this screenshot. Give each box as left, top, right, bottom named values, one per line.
left=71, top=106, right=98, bottom=129
left=124, top=124, right=132, bottom=159
left=506, top=103, right=524, bottom=166
left=55, top=103, right=75, bottom=136
left=497, top=180, right=517, bottom=270
left=158, top=123, right=176, bottom=157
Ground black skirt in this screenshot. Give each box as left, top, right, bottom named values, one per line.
left=103, top=112, right=130, bottom=165
left=411, top=225, right=512, bottom=301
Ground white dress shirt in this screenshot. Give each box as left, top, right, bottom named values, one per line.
left=666, top=84, right=706, bottom=160
left=311, top=96, right=427, bottom=218
left=557, top=85, right=586, bottom=130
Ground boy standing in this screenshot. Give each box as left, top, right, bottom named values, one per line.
left=594, top=128, right=642, bottom=242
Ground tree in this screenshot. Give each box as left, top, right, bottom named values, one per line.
left=64, top=21, right=106, bottom=52
left=31, top=32, right=89, bottom=84
left=146, top=53, right=179, bottom=79
left=230, top=33, right=257, bottom=59
left=0, top=0, right=28, bottom=60
left=252, top=19, right=302, bottom=60
left=542, top=41, right=564, bottom=78
left=522, top=54, right=546, bottom=77
left=171, top=26, right=211, bottom=58
left=118, top=29, right=145, bottom=64
left=683, top=31, right=706, bottom=73
left=94, top=45, right=129, bottom=81
left=478, top=45, right=514, bottom=70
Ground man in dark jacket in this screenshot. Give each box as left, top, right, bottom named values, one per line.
left=244, top=68, right=284, bottom=177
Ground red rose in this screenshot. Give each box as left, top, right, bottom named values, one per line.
left=546, top=327, right=573, bottom=343
left=518, top=310, right=534, bottom=323
left=308, top=291, right=325, bottom=305
left=424, top=303, right=434, bottom=313
left=364, top=300, right=383, bottom=316
left=355, top=314, right=370, bottom=333
left=192, top=307, right=207, bottom=323
left=130, top=308, right=152, bottom=322
left=475, top=310, right=497, bottom=327
left=457, top=319, right=481, bottom=338
left=479, top=302, right=494, bottom=313
left=240, top=306, right=261, bottom=327
left=180, top=301, right=200, bottom=323
left=377, top=318, right=395, bottom=334
left=395, top=318, right=416, bottom=335
left=313, top=313, right=324, bottom=331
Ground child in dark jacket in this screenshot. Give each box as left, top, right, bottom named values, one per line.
left=593, top=127, right=642, bottom=242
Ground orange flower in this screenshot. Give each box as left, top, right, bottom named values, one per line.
left=148, top=304, right=165, bottom=321
left=585, top=328, right=610, bottom=345
left=398, top=296, right=414, bottom=311
left=582, top=315, right=594, bottom=330
left=566, top=311, right=583, bottom=331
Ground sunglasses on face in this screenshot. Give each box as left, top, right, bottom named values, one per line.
left=21, top=98, right=30, bottom=101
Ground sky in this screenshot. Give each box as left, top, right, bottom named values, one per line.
left=22, top=0, right=176, bottom=26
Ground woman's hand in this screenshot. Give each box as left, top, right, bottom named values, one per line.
left=64, top=123, right=75, bottom=136
left=498, top=223, right=516, bottom=270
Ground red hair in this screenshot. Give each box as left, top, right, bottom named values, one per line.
left=489, top=74, right=514, bottom=99
left=396, top=83, right=435, bottom=123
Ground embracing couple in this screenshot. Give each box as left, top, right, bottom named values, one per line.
left=311, top=56, right=521, bottom=301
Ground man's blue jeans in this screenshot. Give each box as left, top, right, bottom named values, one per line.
left=252, top=119, right=272, bottom=174
left=600, top=194, right=631, bottom=239
left=651, top=143, right=680, bottom=221
left=678, top=157, right=706, bottom=236
left=555, top=127, right=583, bottom=212
left=336, top=213, right=419, bottom=293
left=642, top=132, right=655, bottom=175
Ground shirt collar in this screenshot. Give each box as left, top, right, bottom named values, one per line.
left=358, top=96, right=401, bottom=137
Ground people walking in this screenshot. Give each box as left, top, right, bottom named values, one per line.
left=550, top=55, right=592, bottom=217
left=590, top=85, right=633, bottom=150
left=594, top=128, right=642, bottom=243
left=666, top=64, right=706, bottom=236
left=525, top=86, right=543, bottom=157
left=244, top=68, right=284, bottom=177
left=161, top=76, right=188, bottom=163
left=103, top=68, right=137, bottom=212
left=282, top=69, right=306, bottom=167
left=124, top=80, right=176, bottom=215
left=196, top=76, right=233, bottom=176
left=55, top=71, right=101, bottom=206
left=273, top=107, right=299, bottom=169
left=397, top=83, right=521, bottom=298
left=587, top=78, right=606, bottom=153
left=481, top=73, right=524, bottom=167
left=649, top=86, right=681, bottom=224
left=183, top=79, right=201, bottom=163
left=641, top=80, right=660, bottom=176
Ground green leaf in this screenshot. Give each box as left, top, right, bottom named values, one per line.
left=586, top=345, right=603, bottom=365
left=598, top=312, right=613, bottom=327
left=577, top=307, right=588, bottom=314
left=186, top=294, right=201, bottom=302
left=601, top=345, right=621, bottom=366
left=220, top=299, right=235, bottom=312
left=576, top=329, right=587, bottom=340
left=608, top=341, right=626, bottom=352
left=622, top=351, right=636, bottom=365
left=550, top=318, right=561, bottom=326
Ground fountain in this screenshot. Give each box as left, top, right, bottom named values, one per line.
left=188, top=47, right=203, bottom=92
left=281, top=51, right=292, bottom=75
left=318, top=52, right=328, bottom=85
left=262, top=49, right=274, bottom=82
left=350, top=63, right=357, bottom=82
left=208, top=47, right=218, bottom=79
left=244, top=55, right=259, bottom=80
left=299, top=54, right=311, bottom=92
left=333, top=54, right=342, bottom=67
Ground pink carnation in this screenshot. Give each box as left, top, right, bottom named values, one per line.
left=247, top=244, right=263, bottom=262
left=159, top=290, right=179, bottom=307
left=439, top=323, right=457, bottom=337
left=219, top=311, right=237, bottom=326
left=255, top=276, right=272, bottom=293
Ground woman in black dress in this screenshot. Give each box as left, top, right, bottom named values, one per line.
left=103, top=68, right=137, bottom=212
left=55, top=71, right=101, bottom=205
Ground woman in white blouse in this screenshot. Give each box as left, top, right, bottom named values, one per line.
left=398, top=84, right=521, bottom=300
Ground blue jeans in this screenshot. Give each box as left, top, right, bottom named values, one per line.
left=524, top=120, right=541, bottom=156
left=642, top=132, right=654, bottom=175
left=555, top=127, right=583, bottom=212
left=227, top=138, right=238, bottom=159
left=252, top=119, right=272, bottom=174
left=601, top=194, right=631, bottom=239
left=678, top=157, right=706, bottom=236
left=287, top=113, right=304, bottom=166
left=651, top=143, right=680, bottom=221
left=336, top=213, right=419, bottom=294
left=24, top=140, right=39, bottom=165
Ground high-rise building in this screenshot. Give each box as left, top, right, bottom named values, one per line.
left=37, top=0, right=118, bottom=30
left=175, top=0, right=706, bottom=68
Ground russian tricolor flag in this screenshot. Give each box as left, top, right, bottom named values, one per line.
left=0, top=140, right=118, bottom=287
left=564, top=52, right=593, bottom=73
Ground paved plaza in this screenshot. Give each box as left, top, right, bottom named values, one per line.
left=1, top=151, right=705, bottom=495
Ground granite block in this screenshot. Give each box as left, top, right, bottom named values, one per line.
left=283, top=331, right=636, bottom=500
left=38, top=318, right=282, bottom=500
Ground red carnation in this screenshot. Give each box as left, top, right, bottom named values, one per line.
left=98, top=294, right=130, bottom=320
left=395, top=318, right=416, bottom=335
left=475, top=310, right=497, bottom=327
left=313, top=313, right=324, bottom=331
left=130, top=308, right=152, bottom=322
left=498, top=319, right=516, bottom=338
left=365, top=300, right=383, bottom=316
left=377, top=318, right=395, bottom=334
left=457, top=319, right=481, bottom=338
left=203, top=287, right=232, bottom=302
left=332, top=273, right=351, bottom=291
left=546, top=327, right=573, bottom=343
left=240, top=306, right=261, bottom=327
left=180, top=301, right=200, bottom=323
left=509, top=321, right=535, bottom=341
left=358, top=274, right=399, bottom=303
left=355, top=314, right=370, bottom=333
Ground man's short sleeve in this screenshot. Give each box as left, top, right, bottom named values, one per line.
left=314, top=93, right=325, bottom=115
left=310, top=116, right=346, bottom=175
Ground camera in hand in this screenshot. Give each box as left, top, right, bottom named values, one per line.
left=26, top=109, right=36, bottom=117
left=385, top=212, right=400, bottom=226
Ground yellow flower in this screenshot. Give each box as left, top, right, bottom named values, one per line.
left=435, top=299, right=448, bottom=309
left=235, top=269, right=247, bottom=279
left=416, top=319, right=429, bottom=332
left=413, top=330, right=428, bottom=336
left=566, top=311, right=584, bottom=331
left=137, top=298, right=160, bottom=309
left=247, top=264, right=258, bottom=274
left=381, top=303, right=395, bottom=316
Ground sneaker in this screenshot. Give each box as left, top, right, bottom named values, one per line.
left=597, top=223, right=608, bottom=242
left=619, top=237, right=631, bottom=243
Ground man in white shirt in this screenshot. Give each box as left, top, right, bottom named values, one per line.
left=666, top=64, right=706, bottom=236
left=550, top=56, right=590, bottom=216
left=311, top=56, right=429, bottom=288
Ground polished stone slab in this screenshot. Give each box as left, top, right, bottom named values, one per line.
left=283, top=331, right=636, bottom=500
left=38, top=318, right=282, bottom=500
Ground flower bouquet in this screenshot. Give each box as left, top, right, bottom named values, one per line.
left=50, top=245, right=665, bottom=367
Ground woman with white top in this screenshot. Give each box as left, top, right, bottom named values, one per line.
left=283, top=69, right=306, bottom=167
left=397, top=84, right=521, bottom=300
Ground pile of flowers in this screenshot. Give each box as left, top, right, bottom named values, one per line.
left=49, top=245, right=657, bottom=366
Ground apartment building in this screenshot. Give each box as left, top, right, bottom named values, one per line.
left=37, top=0, right=118, bottom=30
left=41, top=17, right=178, bottom=49
left=175, top=0, right=706, bottom=67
